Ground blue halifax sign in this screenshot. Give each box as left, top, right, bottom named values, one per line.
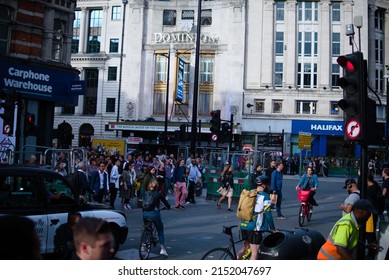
left=292, top=120, right=343, bottom=136
left=0, top=59, right=85, bottom=105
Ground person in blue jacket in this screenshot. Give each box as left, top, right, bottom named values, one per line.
left=270, top=161, right=285, bottom=219
left=296, top=166, right=319, bottom=206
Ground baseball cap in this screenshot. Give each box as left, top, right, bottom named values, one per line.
left=255, top=175, right=269, bottom=186
left=343, top=178, right=357, bottom=189
left=353, top=199, right=376, bottom=213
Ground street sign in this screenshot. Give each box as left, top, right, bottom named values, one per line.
left=298, top=132, right=311, bottom=150
left=345, top=119, right=361, bottom=140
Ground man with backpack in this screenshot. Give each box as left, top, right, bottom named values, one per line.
left=236, top=175, right=275, bottom=260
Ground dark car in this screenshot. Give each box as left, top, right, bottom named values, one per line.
left=0, top=165, right=128, bottom=257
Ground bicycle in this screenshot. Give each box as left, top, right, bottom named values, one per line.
left=139, top=219, right=158, bottom=260
left=297, top=187, right=313, bottom=227
left=201, top=225, right=243, bottom=260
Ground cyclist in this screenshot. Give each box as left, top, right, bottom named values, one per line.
left=142, top=178, right=171, bottom=256
left=296, top=167, right=319, bottom=206
left=237, top=175, right=276, bottom=260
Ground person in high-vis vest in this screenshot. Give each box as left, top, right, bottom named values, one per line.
left=317, top=199, right=376, bottom=260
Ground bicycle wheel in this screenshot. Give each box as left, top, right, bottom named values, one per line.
left=307, top=204, right=312, bottom=222
left=201, top=248, right=235, bottom=260
left=139, top=229, right=152, bottom=260
left=298, top=204, right=305, bottom=227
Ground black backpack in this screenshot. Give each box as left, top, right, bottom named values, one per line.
left=142, top=191, right=158, bottom=211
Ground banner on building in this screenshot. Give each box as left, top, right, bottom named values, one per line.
left=176, top=58, right=185, bottom=102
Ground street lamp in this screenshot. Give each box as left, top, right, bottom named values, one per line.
left=116, top=0, right=128, bottom=137
left=164, top=50, right=171, bottom=152
left=191, top=0, right=202, bottom=155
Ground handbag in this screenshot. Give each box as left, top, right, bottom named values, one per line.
left=270, top=193, right=278, bottom=204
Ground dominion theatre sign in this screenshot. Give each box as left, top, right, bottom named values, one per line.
left=153, top=32, right=219, bottom=44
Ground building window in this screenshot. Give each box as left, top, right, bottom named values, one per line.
left=163, top=10, right=176, bottom=26
left=0, top=5, right=14, bottom=55
left=72, top=10, right=81, bottom=53
left=200, top=56, right=214, bottom=83
left=153, top=90, right=166, bottom=115
left=274, top=63, right=283, bottom=87
left=182, top=10, right=194, bottom=20
left=331, top=64, right=340, bottom=88
left=106, top=98, right=116, bottom=113
left=298, top=1, right=318, bottom=22
left=375, top=9, right=384, bottom=31
left=272, top=100, right=283, bottom=114
left=330, top=101, right=339, bottom=115
left=332, top=33, right=340, bottom=57
left=375, top=68, right=384, bottom=94
left=201, top=9, right=212, bottom=26
left=86, top=9, right=102, bottom=53
left=296, top=100, right=317, bottom=115
left=199, top=55, right=214, bottom=115
left=153, top=54, right=168, bottom=116
left=83, top=68, right=99, bottom=115
left=275, top=1, right=284, bottom=21
left=298, top=63, right=317, bottom=88
left=331, top=2, right=340, bottom=22
left=275, top=32, right=284, bottom=56
left=107, top=67, right=117, bottom=81
left=155, top=55, right=168, bottom=82
left=111, top=6, right=121, bottom=20
left=109, top=39, right=119, bottom=53
left=254, top=99, right=265, bottom=113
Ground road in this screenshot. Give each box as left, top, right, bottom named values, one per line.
left=115, top=175, right=349, bottom=260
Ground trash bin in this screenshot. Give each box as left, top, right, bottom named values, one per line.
left=260, top=227, right=325, bottom=260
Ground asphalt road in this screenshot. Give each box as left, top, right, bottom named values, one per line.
left=114, top=175, right=353, bottom=260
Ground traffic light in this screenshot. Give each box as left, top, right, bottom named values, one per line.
left=25, top=113, right=36, bottom=136
left=219, top=122, right=230, bottom=143
left=209, top=110, right=221, bottom=142
left=337, top=52, right=366, bottom=141
left=0, top=96, right=15, bottom=135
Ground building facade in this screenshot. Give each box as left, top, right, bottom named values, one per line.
left=54, top=0, right=389, bottom=159
left=0, top=0, right=82, bottom=161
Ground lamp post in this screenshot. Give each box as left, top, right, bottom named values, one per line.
left=164, top=50, right=171, bottom=152
left=116, top=0, right=128, bottom=137
left=191, top=0, right=202, bottom=155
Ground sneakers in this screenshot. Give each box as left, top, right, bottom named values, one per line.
left=185, top=201, right=191, bottom=205
left=277, top=215, right=286, bottom=220
left=175, top=206, right=181, bottom=210
left=160, top=248, right=168, bottom=256
left=179, top=205, right=185, bottom=209
left=227, top=208, right=233, bottom=212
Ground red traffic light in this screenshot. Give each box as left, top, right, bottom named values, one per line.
left=26, top=113, right=35, bottom=124
left=337, top=56, right=357, bottom=72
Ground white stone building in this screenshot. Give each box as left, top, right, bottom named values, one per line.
left=54, top=0, right=389, bottom=160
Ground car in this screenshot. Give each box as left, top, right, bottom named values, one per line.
left=0, top=165, right=128, bottom=257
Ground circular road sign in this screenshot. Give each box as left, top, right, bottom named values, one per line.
left=345, top=119, right=361, bottom=140
left=211, top=134, right=218, bottom=142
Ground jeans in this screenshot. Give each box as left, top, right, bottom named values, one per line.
left=276, top=191, right=283, bottom=217
left=143, top=210, right=165, bottom=246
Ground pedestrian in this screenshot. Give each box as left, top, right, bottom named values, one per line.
left=109, top=158, right=121, bottom=208
left=76, top=162, right=89, bottom=201
left=90, top=162, right=109, bottom=203
left=186, top=158, right=202, bottom=204
left=54, top=212, right=82, bottom=259
left=265, top=160, right=276, bottom=178
left=296, top=166, right=319, bottom=206
left=72, top=217, right=115, bottom=260
left=317, top=199, right=378, bottom=260
left=217, top=163, right=234, bottom=211
left=251, top=163, right=263, bottom=189
left=120, top=161, right=135, bottom=210
left=172, top=158, right=188, bottom=209
left=382, top=168, right=389, bottom=219
left=142, top=178, right=171, bottom=256
left=156, top=161, right=167, bottom=198
left=0, top=215, right=42, bottom=260
left=340, top=178, right=360, bottom=216
left=237, top=175, right=275, bottom=260
left=366, top=174, right=382, bottom=259
left=270, top=161, right=285, bottom=219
